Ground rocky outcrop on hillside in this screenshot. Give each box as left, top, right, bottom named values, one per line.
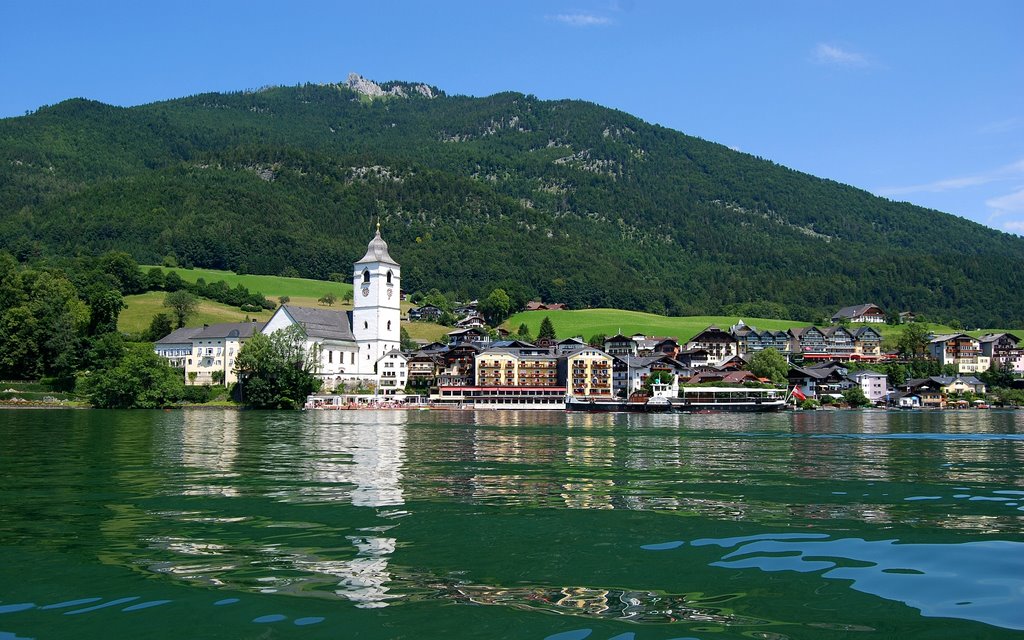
left=345, top=73, right=436, bottom=99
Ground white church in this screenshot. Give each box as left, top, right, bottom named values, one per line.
left=261, top=226, right=408, bottom=394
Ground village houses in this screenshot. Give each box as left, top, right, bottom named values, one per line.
left=153, top=230, right=1020, bottom=411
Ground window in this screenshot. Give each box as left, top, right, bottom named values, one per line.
left=387, top=320, right=392, bottom=331
left=328, top=351, right=333, bottom=364
left=364, top=321, right=368, bottom=330
left=386, top=270, right=393, bottom=284
left=362, top=270, right=370, bottom=284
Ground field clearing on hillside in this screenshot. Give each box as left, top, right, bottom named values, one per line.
left=403, top=322, right=449, bottom=343
left=504, top=309, right=1015, bottom=344
left=141, top=265, right=353, bottom=304
left=120, top=292, right=273, bottom=333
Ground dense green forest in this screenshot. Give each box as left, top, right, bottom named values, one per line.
left=2, top=80, right=1022, bottom=326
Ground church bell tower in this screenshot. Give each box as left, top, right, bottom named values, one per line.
left=352, top=224, right=401, bottom=374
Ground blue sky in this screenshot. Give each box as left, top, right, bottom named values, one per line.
left=2, top=0, right=1022, bottom=234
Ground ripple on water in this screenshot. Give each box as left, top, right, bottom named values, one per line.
left=699, top=534, right=1024, bottom=630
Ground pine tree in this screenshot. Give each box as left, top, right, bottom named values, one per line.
left=538, top=316, right=556, bottom=341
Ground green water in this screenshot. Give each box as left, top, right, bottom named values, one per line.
left=2, top=409, right=1024, bottom=639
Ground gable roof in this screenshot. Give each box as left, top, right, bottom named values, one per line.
left=854, top=326, right=882, bottom=338
left=849, top=369, right=887, bottom=380
left=155, top=326, right=203, bottom=344
left=605, top=333, right=633, bottom=343
left=281, top=305, right=355, bottom=341
left=194, top=321, right=265, bottom=340
left=929, top=333, right=973, bottom=344
left=822, top=326, right=854, bottom=338
left=558, top=337, right=587, bottom=346
left=687, top=326, right=737, bottom=343
left=832, top=304, right=884, bottom=320
left=979, top=332, right=1021, bottom=344
left=929, top=375, right=984, bottom=386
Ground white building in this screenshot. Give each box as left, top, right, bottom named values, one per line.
left=261, top=227, right=404, bottom=392
left=847, top=370, right=890, bottom=404
left=376, top=349, right=408, bottom=396
left=184, top=321, right=265, bottom=385
left=154, top=327, right=202, bottom=369
left=261, top=304, right=361, bottom=390
left=352, top=225, right=401, bottom=374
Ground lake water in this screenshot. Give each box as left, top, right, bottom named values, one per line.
left=2, top=408, right=1024, bottom=639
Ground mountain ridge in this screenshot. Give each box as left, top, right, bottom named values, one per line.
left=1, top=78, right=1021, bottom=326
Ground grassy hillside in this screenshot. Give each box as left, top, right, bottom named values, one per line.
left=119, top=291, right=274, bottom=333
left=128, top=266, right=451, bottom=341
left=143, top=265, right=352, bottom=308
left=503, top=309, right=1017, bottom=345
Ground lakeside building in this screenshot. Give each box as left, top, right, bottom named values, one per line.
left=162, top=228, right=405, bottom=392
left=896, top=376, right=987, bottom=409
left=787, top=362, right=849, bottom=399
left=184, top=321, right=264, bottom=386
left=685, top=326, right=738, bottom=367
left=978, top=333, right=1024, bottom=374
left=731, top=321, right=790, bottom=354
left=274, top=227, right=405, bottom=394
left=928, top=334, right=991, bottom=374
left=474, top=344, right=560, bottom=388
left=561, top=346, right=614, bottom=399
left=846, top=370, right=890, bottom=404
left=154, top=327, right=202, bottom=369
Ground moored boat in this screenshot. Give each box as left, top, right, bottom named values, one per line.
left=675, top=386, right=787, bottom=412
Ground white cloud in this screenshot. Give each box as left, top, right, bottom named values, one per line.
left=876, top=159, right=1024, bottom=197
left=1004, top=220, right=1024, bottom=234
left=548, top=13, right=612, bottom=27
left=987, top=187, right=1024, bottom=216
left=813, top=43, right=869, bottom=67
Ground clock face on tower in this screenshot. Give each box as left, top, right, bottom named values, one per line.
left=387, top=288, right=393, bottom=299
left=361, top=286, right=369, bottom=297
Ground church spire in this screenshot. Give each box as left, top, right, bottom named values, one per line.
left=356, top=224, right=398, bottom=266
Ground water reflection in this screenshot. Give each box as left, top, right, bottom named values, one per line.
left=7, top=407, right=1024, bottom=638
left=691, top=532, right=1024, bottom=631
left=143, top=411, right=412, bottom=607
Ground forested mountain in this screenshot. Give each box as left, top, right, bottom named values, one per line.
left=2, top=77, right=1022, bottom=326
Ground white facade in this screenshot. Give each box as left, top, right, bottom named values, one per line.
left=352, top=227, right=401, bottom=376
left=849, top=371, right=889, bottom=403
left=184, top=322, right=263, bottom=386
left=259, top=228, right=404, bottom=392
left=261, top=305, right=360, bottom=390
left=376, top=350, right=408, bottom=395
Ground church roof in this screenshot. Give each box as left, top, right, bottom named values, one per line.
left=356, top=226, right=398, bottom=266
left=282, top=305, right=354, bottom=341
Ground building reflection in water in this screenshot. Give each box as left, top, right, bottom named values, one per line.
left=170, top=409, right=242, bottom=497
left=300, top=410, right=409, bottom=607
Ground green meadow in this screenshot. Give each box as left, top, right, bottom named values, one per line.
left=129, top=266, right=450, bottom=340
left=503, top=308, right=1015, bottom=344
left=119, top=291, right=274, bottom=333
left=130, top=266, right=1019, bottom=345
left=141, top=265, right=353, bottom=308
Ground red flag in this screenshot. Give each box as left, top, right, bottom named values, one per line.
left=792, top=386, right=807, bottom=402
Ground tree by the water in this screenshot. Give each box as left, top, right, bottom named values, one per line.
left=81, top=343, right=185, bottom=409
left=234, top=324, right=322, bottom=409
